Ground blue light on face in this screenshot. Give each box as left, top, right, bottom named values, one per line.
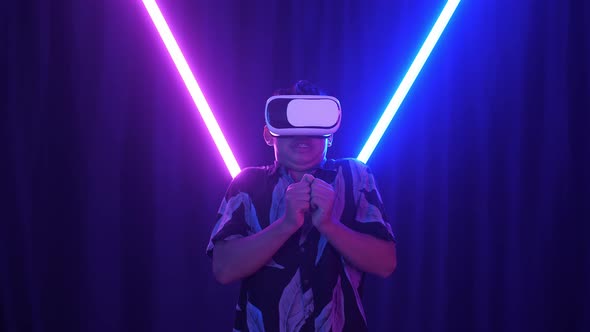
left=357, top=0, right=461, bottom=164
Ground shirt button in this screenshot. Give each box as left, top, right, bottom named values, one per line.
left=303, top=279, right=309, bottom=285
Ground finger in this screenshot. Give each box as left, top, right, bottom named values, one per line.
left=292, top=194, right=312, bottom=202
left=311, top=193, right=333, bottom=210
left=311, top=179, right=332, bottom=190
left=311, top=177, right=328, bottom=185
left=295, top=201, right=311, bottom=211
left=288, top=182, right=311, bottom=193
left=301, top=173, right=315, bottom=183
left=311, top=185, right=333, bottom=198
left=288, top=186, right=310, bottom=195
left=310, top=196, right=325, bottom=209
left=289, top=188, right=311, bottom=199
left=292, top=180, right=312, bottom=189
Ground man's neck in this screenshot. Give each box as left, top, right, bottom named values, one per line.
left=278, top=159, right=327, bottom=182
left=288, top=169, right=307, bottom=182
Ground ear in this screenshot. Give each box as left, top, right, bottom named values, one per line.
left=263, top=126, right=275, bottom=146
left=327, top=135, right=334, bottom=147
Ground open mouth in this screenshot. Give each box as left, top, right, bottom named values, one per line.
left=291, top=139, right=313, bottom=151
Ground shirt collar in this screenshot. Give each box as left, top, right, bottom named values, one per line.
left=271, top=159, right=338, bottom=184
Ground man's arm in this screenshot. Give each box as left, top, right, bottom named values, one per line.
left=212, top=175, right=314, bottom=284
left=310, top=177, right=396, bottom=278
left=319, top=219, right=396, bottom=278
left=212, top=216, right=298, bottom=284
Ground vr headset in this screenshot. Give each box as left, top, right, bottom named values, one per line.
left=265, top=95, right=342, bottom=137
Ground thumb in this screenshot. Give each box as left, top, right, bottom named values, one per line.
left=301, top=173, right=315, bottom=184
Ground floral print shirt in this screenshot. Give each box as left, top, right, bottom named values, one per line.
left=207, top=158, right=395, bottom=332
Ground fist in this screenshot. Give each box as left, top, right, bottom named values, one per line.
left=310, top=177, right=336, bottom=233
left=283, top=174, right=315, bottom=231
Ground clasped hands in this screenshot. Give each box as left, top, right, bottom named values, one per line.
left=283, top=173, right=337, bottom=235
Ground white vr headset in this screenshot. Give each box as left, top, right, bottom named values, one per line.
left=265, top=95, right=342, bottom=136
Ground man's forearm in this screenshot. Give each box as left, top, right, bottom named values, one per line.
left=212, top=217, right=297, bottom=284
left=322, top=220, right=396, bottom=278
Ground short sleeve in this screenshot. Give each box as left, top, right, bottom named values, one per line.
left=349, top=160, right=396, bottom=242
left=206, top=169, right=262, bottom=257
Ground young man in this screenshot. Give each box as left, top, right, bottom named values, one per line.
left=207, top=81, right=396, bottom=332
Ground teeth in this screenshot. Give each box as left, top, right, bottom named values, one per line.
left=297, top=143, right=309, bottom=148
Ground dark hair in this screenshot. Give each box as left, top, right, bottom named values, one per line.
left=273, top=80, right=327, bottom=96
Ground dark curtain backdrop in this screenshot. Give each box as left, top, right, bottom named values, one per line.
left=2, top=0, right=589, bottom=331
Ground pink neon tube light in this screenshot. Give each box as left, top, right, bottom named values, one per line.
left=142, top=0, right=241, bottom=178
